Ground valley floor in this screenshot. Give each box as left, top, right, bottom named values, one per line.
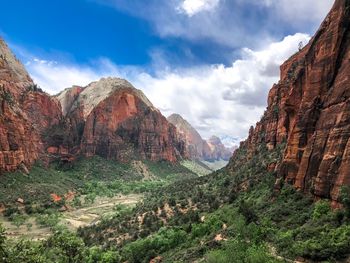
left=1, top=150, right=350, bottom=262
left=0, top=194, right=142, bottom=240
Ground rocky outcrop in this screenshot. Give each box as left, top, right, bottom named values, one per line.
left=0, top=38, right=62, bottom=172
left=57, top=78, right=186, bottom=162
left=168, top=114, right=232, bottom=161
left=228, top=0, right=350, bottom=204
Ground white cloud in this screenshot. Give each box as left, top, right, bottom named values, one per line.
left=178, top=0, right=220, bottom=16
left=252, top=0, right=334, bottom=27
left=95, top=0, right=333, bottom=49
left=23, top=33, right=309, bottom=144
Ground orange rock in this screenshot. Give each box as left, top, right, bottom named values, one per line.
left=50, top=193, right=62, bottom=203
left=149, top=256, right=162, bottom=263
left=229, top=0, right=350, bottom=205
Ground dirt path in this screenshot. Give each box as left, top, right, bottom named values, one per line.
left=62, top=194, right=141, bottom=230
left=0, top=194, right=142, bottom=239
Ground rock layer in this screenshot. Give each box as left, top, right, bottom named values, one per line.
left=228, top=0, right=350, bottom=204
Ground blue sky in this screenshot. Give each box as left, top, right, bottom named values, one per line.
left=0, top=0, right=334, bottom=143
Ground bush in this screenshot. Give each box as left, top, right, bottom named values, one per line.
left=312, top=200, right=331, bottom=220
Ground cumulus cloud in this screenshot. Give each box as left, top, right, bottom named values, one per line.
left=21, top=33, right=309, bottom=143
left=178, top=0, right=220, bottom=16
left=95, top=0, right=333, bottom=49
left=254, top=0, right=334, bottom=27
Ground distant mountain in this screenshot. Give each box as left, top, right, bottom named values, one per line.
left=167, top=114, right=211, bottom=160
left=207, top=136, right=233, bottom=161
left=168, top=114, right=232, bottom=161
left=219, top=135, right=240, bottom=149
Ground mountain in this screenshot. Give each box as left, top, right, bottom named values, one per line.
left=219, top=135, right=240, bottom=150
left=167, top=114, right=232, bottom=161
left=0, top=38, right=187, bottom=173
left=0, top=38, right=62, bottom=173
left=206, top=135, right=232, bottom=161
left=167, top=113, right=211, bottom=160
left=55, top=78, right=186, bottom=163
left=228, top=0, right=350, bottom=205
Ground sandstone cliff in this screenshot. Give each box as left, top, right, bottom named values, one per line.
left=228, top=0, right=350, bottom=205
left=0, top=38, right=62, bottom=172
left=0, top=38, right=187, bottom=172
left=168, top=114, right=232, bottom=161
left=56, top=78, right=186, bottom=162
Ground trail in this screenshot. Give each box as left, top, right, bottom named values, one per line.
left=62, top=194, right=141, bottom=230
left=0, top=194, right=142, bottom=239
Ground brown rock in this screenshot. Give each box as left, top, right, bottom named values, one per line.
left=57, top=78, right=186, bottom=163
left=0, top=36, right=187, bottom=173
left=0, top=37, right=67, bottom=173
left=228, top=0, right=350, bottom=204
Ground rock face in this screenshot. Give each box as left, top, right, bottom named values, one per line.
left=228, top=0, right=350, bottom=204
left=207, top=136, right=232, bottom=161
left=0, top=38, right=186, bottom=172
left=168, top=114, right=211, bottom=160
left=57, top=78, right=186, bottom=162
left=0, top=38, right=62, bottom=172
left=168, top=114, right=232, bottom=161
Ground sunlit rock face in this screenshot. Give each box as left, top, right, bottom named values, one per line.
left=0, top=38, right=62, bottom=172
left=228, top=0, right=350, bottom=205
left=0, top=37, right=186, bottom=172
left=57, top=78, right=186, bottom=163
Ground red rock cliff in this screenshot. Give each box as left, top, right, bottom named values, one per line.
left=0, top=38, right=62, bottom=172
left=57, top=78, right=186, bottom=163
left=228, top=0, right=350, bottom=204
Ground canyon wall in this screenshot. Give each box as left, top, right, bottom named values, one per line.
left=228, top=0, right=350, bottom=204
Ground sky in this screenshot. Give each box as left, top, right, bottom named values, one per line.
left=0, top=0, right=334, bottom=146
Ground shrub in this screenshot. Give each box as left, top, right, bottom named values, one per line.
left=312, top=200, right=331, bottom=220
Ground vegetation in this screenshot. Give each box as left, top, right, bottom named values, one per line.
left=0, top=156, right=195, bottom=212
left=1, top=144, right=350, bottom=262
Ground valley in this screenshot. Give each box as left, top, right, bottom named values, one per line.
left=0, top=0, right=350, bottom=262
left=0, top=194, right=142, bottom=239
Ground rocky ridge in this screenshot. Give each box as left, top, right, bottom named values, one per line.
left=0, top=38, right=62, bottom=172
left=0, top=39, right=187, bottom=173
left=228, top=0, right=350, bottom=205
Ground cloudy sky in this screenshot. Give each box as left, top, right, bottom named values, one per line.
left=0, top=0, right=334, bottom=146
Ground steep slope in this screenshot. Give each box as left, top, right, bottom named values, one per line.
left=57, top=78, right=186, bottom=162
left=167, top=114, right=212, bottom=160
left=0, top=38, right=62, bottom=173
left=168, top=114, right=232, bottom=161
left=228, top=0, right=350, bottom=205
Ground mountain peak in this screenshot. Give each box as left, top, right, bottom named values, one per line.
left=0, top=37, right=33, bottom=91
left=57, top=77, right=155, bottom=118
